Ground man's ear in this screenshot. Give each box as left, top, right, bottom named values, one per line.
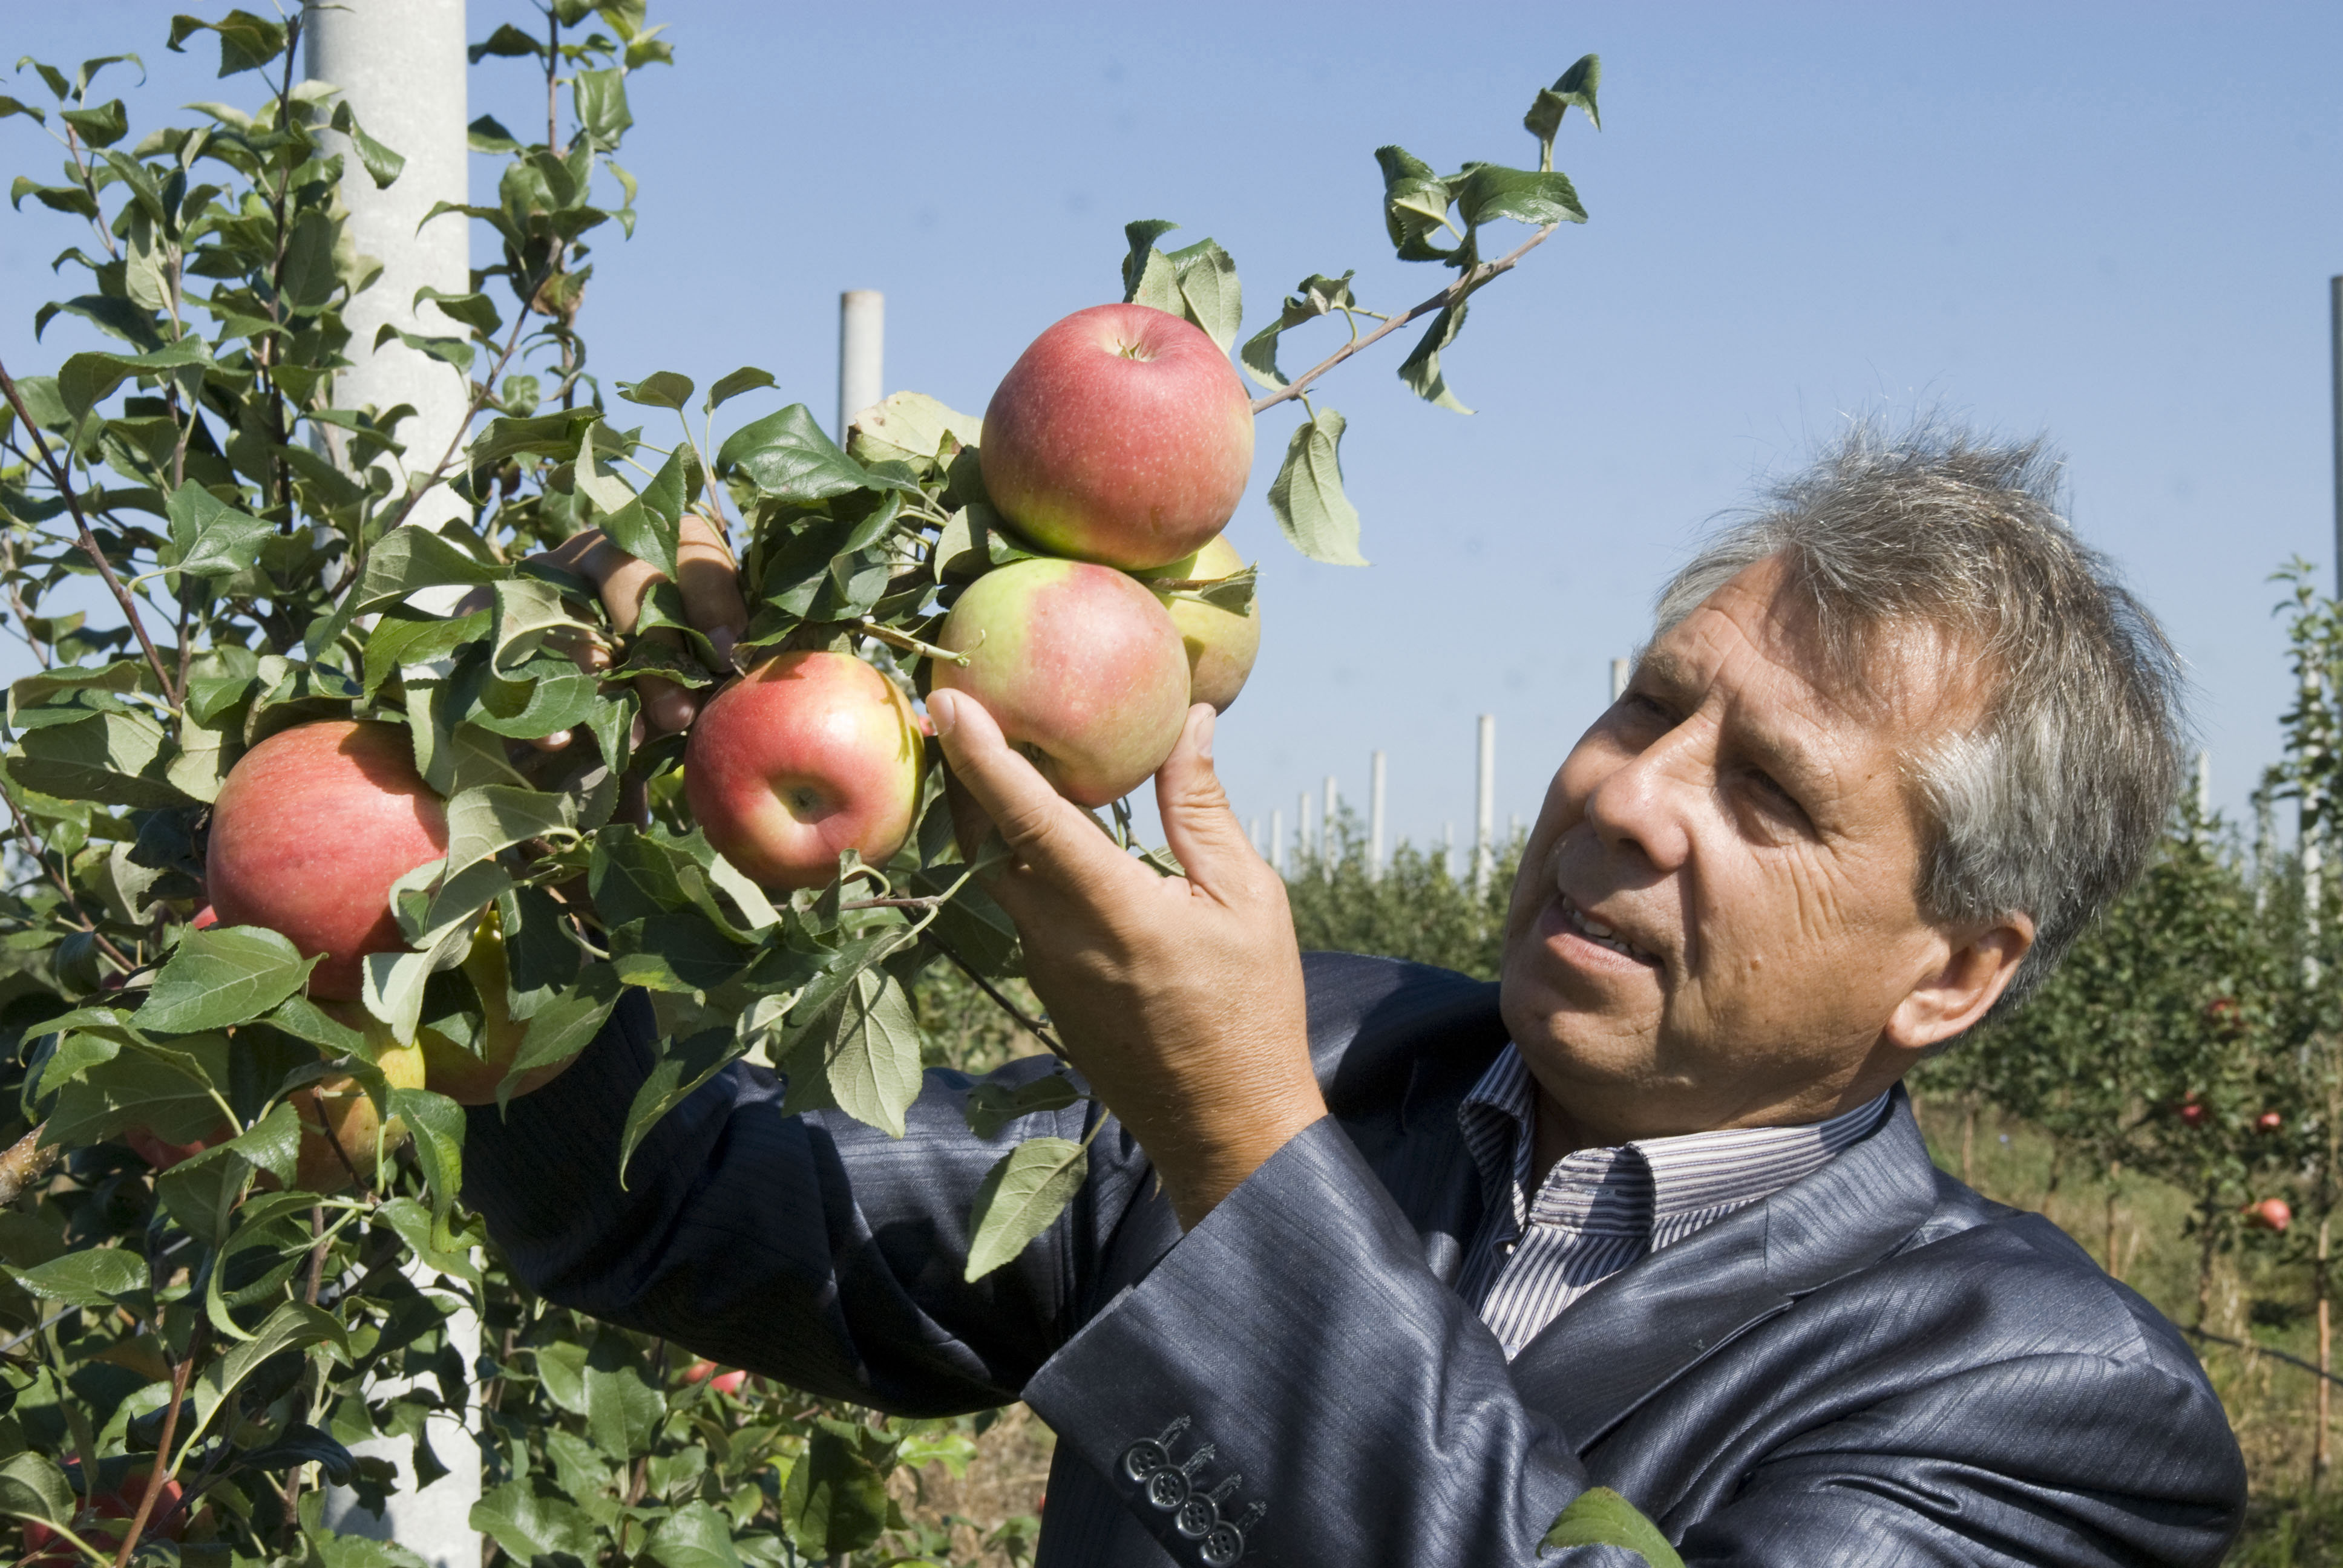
left=1885, top=914, right=2036, bottom=1053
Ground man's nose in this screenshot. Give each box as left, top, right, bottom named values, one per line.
left=1582, top=724, right=1701, bottom=875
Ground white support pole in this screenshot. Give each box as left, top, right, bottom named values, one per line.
left=1299, top=790, right=1314, bottom=865
left=304, top=9, right=480, bottom=1567
left=839, top=290, right=885, bottom=440
left=307, top=0, right=470, bottom=535
left=1323, top=774, right=1339, bottom=874
left=1249, top=817, right=1262, bottom=855
left=1270, top=809, right=1285, bottom=876
left=1368, top=751, right=1387, bottom=884
left=1474, top=714, right=1496, bottom=894
left=1610, top=657, right=1631, bottom=702
left=2196, top=750, right=2212, bottom=820
left=1443, top=821, right=1456, bottom=881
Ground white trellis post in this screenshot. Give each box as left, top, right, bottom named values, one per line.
left=1298, top=789, right=1314, bottom=867
left=1270, top=809, right=1285, bottom=876
left=838, top=289, right=884, bottom=440
left=1323, top=774, right=1339, bottom=876
left=1443, top=821, right=1456, bottom=881
left=304, top=6, right=482, bottom=1567
left=1368, top=751, right=1387, bottom=883
left=1611, top=657, right=1631, bottom=702
left=1474, top=714, right=1496, bottom=893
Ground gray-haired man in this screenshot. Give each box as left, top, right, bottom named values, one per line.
left=468, top=423, right=2248, bottom=1565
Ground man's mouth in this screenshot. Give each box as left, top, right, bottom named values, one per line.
left=1556, top=894, right=1659, bottom=966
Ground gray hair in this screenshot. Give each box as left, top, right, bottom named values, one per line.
left=1651, top=419, right=2186, bottom=1022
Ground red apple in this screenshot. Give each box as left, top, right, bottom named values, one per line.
left=683, top=652, right=925, bottom=891
left=1146, top=534, right=1260, bottom=713
left=684, top=1359, right=749, bottom=1396
left=2246, top=1198, right=2292, bottom=1232
left=191, top=905, right=218, bottom=929
left=22, top=1472, right=192, bottom=1566
left=418, top=906, right=582, bottom=1105
left=120, top=1124, right=223, bottom=1171
left=2258, top=1111, right=2283, bottom=1134
left=980, top=303, right=1254, bottom=571
left=293, top=1004, right=428, bottom=1193
left=206, top=721, right=448, bottom=1000
left=2178, top=1101, right=2207, bottom=1128
left=932, top=558, right=1192, bottom=807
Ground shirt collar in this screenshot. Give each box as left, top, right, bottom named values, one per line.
left=1458, top=1042, right=1892, bottom=1237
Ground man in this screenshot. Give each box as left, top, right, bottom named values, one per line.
left=467, top=424, right=2247, bottom=1564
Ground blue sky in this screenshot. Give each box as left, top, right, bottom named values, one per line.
left=5, top=2, right=2341, bottom=855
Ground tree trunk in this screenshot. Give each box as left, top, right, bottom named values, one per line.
left=2319, top=1212, right=2333, bottom=1492
left=1960, top=1098, right=1976, bottom=1186
left=2195, top=1179, right=2221, bottom=1330
left=2103, top=1160, right=2123, bottom=1282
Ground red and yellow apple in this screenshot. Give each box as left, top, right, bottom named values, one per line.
left=22, top=1472, right=197, bottom=1566
left=683, top=651, right=926, bottom=890
left=932, top=558, right=1192, bottom=807
left=206, top=720, right=447, bottom=1000
left=292, top=1012, right=427, bottom=1192
left=1147, top=534, right=1260, bottom=713
left=980, top=303, right=1254, bottom=571
left=418, top=906, right=581, bottom=1104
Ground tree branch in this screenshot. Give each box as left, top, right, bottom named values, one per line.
left=0, top=1126, right=61, bottom=1206
left=0, top=359, right=177, bottom=699
left=1248, top=224, right=1562, bottom=416
left=929, top=933, right=1069, bottom=1063
left=113, top=1318, right=206, bottom=1568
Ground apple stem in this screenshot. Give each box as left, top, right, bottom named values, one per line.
left=1249, top=223, right=1563, bottom=416
left=853, top=618, right=969, bottom=666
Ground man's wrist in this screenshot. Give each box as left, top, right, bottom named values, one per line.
left=1158, top=1079, right=1329, bottom=1229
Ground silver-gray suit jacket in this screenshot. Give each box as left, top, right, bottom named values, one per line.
left=464, top=952, right=2249, bottom=1566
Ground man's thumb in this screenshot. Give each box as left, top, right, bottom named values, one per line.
left=1155, top=705, right=1257, bottom=889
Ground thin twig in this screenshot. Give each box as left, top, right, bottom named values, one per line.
left=1248, top=224, right=1562, bottom=416
left=2186, top=1325, right=2343, bottom=1390
left=854, top=618, right=969, bottom=665
left=0, top=358, right=175, bottom=697
left=929, top=932, right=1069, bottom=1063
left=111, top=1318, right=206, bottom=1568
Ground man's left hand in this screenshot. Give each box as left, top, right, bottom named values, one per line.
left=930, top=690, right=1325, bottom=1229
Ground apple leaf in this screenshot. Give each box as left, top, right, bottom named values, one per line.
left=847, top=391, right=985, bottom=470
left=617, top=1024, right=742, bottom=1186
left=1239, top=271, right=1357, bottom=392
left=1167, top=237, right=1242, bottom=354
left=354, top=524, right=502, bottom=613
left=139, top=924, right=316, bottom=1034
left=1539, top=1488, right=1683, bottom=1567
left=0, top=1452, right=74, bottom=1530
left=164, top=479, right=270, bottom=580
left=963, top=1071, right=1083, bottom=1141
left=964, top=1136, right=1087, bottom=1281
left=814, top=965, right=924, bottom=1139
left=8, top=709, right=187, bottom=808
left=718, top=403, right=910, bottom=503
left=5, top=1244, right=149, bottom=1310
left=1267, top=407, right=1368, bottom=566
left=1375, top=145, right=1455, bottom=262
left=1452, top=165, right=1585, bottom=230
left=1397, top=299, right=1473, bottom=414
left=703, top=365, right=776, bottom=413
left=473, top=1480, right=598, bottom=1564
left=649, top=1501, right=746, bottom=1568
left=390, top=1086, right=467, bottom=1223
left=1523, top=54, right=1602, bottom=171
left=154, top=1099, right=300, bottom=1247
left=616, top=370, right=695, bottom=411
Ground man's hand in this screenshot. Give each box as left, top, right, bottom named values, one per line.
left=542, top=512, right=749, bottom=733
left=930, top=689, right=1326, bottom=1229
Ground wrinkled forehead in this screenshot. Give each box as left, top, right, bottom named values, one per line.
left=1660, top=555, right=1992, bottom=740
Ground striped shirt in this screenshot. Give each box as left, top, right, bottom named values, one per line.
left=1454, top=1045, right=1893, bottom=1359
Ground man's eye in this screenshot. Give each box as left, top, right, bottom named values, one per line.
left=1745, top=769, right=1810, bottom=825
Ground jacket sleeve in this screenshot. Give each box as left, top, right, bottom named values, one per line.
left=460, top=988, right=1145, bottom=1416
left=1020, top=1114, right=1596, bottom=1567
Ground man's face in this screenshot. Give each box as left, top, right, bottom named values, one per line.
left=1500, top=556, right=1984, bottom=1140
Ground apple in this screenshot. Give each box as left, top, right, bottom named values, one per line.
left=684, top=1359, right=749, bottom=1397
left=980, top=303, right=1255, bottom=571
left=418, top=906, right=582, bottom=1104
left=191, top=905, right=218, bottom=929
left=2258, top=1110, right=2283, bottom=1134
left=932, top=558, right=1192, bottom=807
left=296, top=1004, right=427, bottom=1193
left=683, top=651, right=925, bottom=890
left=2246, top=1198, right=2292, bottom=1232
left=2178, top=1101, right=2207, bottom=1129
left=120, top=1124, right=223, bottom=1171
left=206, top=720, right=448, bottom=1000
left=22, top=1472, right=192, bottom=1566
left=1145, top=534, right=1260, bottom=713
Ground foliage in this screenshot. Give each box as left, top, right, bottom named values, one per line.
left=0, top=8, right=1610, bottom=1568
left=1283, top=809, right=1524, bottom=981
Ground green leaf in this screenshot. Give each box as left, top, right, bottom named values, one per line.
left=56, top=340, right=211, bottom=421
left=467, top=408, right=599, bottom=471
left=596, top=444, right=689, bottom=580
left=329, top=99, right=407, bottom=189
left=784, top=964, right=922, bottom=1138
left=1397, top=299, right=1473, bottom=414
left=356, top=525, right=501, bottom=611
left=467, top=24, right=544, bottom=65
left=472, top=1481, right=598, bottom=1563
left=1375, top=145, right=1455, bottom=260
left=1267, top=407, right=1368, bottom=566
left=1452, top=164, right=1586, bottom=230
left=650, top=1501, right=746, bottom=1568
left=165, top=480, right=270, bottom=580
left=781, top=1426, right=891, bottom=1558
left=1540, top=1488, right=1683, bottom=1567
left=154, top=1100, right=299, bottom=1245
left=572, top=67, right=634, bottom=148
left=847, top=390, right=985, bottom=469
left=1523, top=54, right=1602, bottom=171
left=166, top=10, right=288, bottom=77
left=413, top=287, right=502, bottom=338
left=965, top=1136, right=1087, bottom=1281
left=445, top=783, right=574, bottom=873
left=704, top=365, right=776, bottom=413
left=389, top=1087, right=466, bottom=1222
left=1239, top=271, right=1357, bottom=392
left=0, top=1452, right=74, bottom=1528
left=584, top=1330, right=666, bottom=1455
left=5, top=1246, right=148, bottom=1308
left=363, top=607, right=488, bottom=699
left=617, top=370, right=695, bottom=411
left=1120, top=218, right=1181, bottom=300
left=8, top=710, right=186, bottom=808
left=280, top=209, right=340, bottom=310
left=139, top=924, right=315, bottom=1034
left=617, top=1026, right=742, bottom=1184
left=717, top=403, right=908, bottom=503
left=963, top=1072, right=1082, bottom=1141
left=1167, top=237, right=1242, bottom=354
left=57, top=98, right=127, bottom=149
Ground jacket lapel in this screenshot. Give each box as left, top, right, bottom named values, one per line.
left=1506, top=1088, right=1944, bottom=1452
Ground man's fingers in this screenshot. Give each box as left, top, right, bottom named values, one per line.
left=1153, top=705, right=1263, bottom=900
left=677, top=515, right=748, bottom=668
left=929, top=690, right=1130, bottom=893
